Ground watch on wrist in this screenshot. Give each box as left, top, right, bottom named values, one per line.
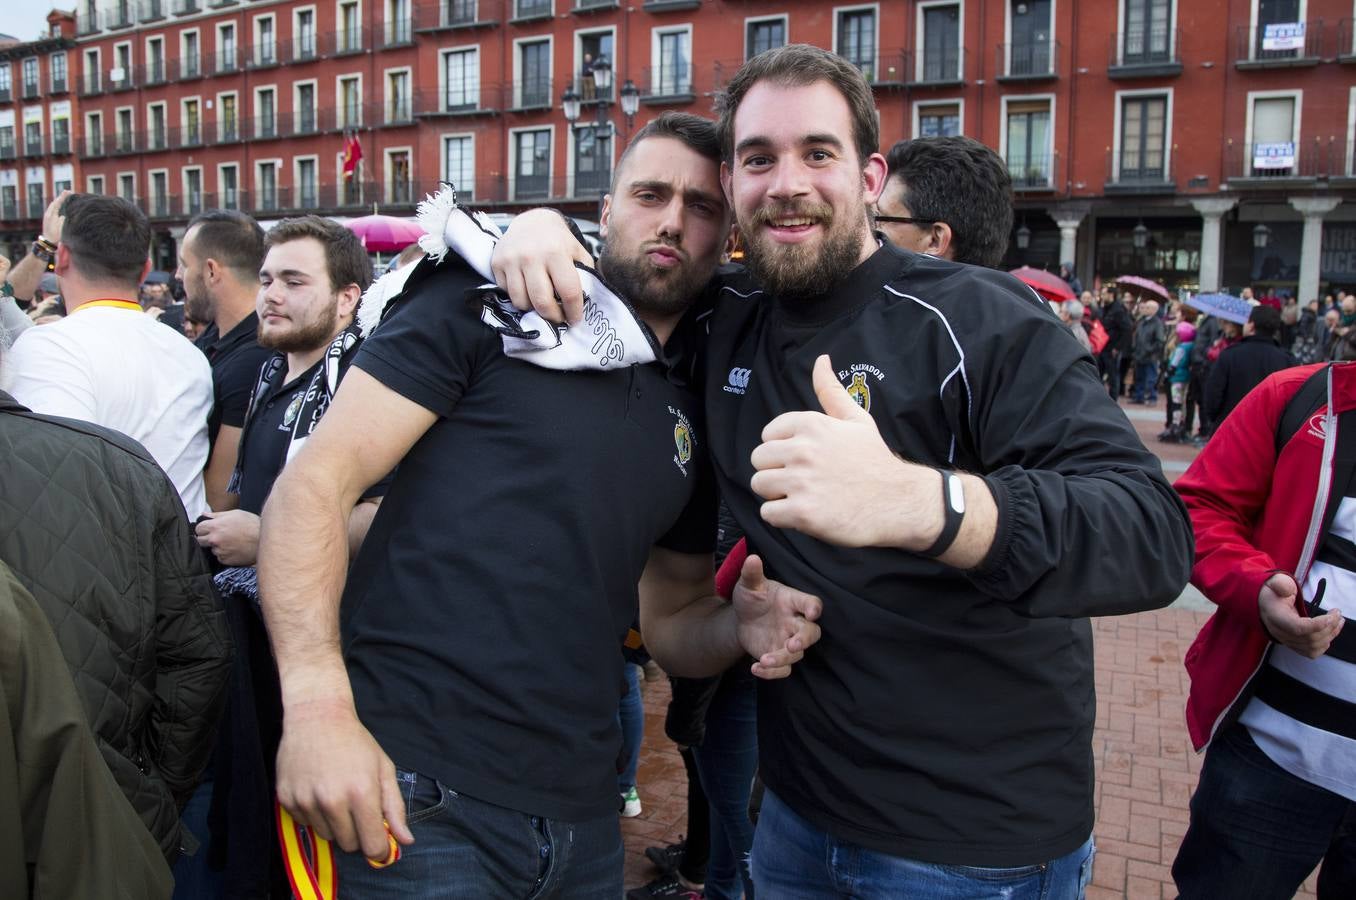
left=919, top=468, right=966, bottom=558
left=30, top=240, right=55, bottom=267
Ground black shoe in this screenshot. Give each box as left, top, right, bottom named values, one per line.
left=644, top=838, right=686, bottom=876
left=626, top=874, right=703, bottom=900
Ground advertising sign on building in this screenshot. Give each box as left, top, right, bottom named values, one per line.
left=1262, top=22, right=1306, bottom=51
left=1253, top=142, right=1296, bottom=170
left=1323, top=226, right=1356, bottom=286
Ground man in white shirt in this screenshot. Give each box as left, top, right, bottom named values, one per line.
left=2, top=194, right=212, bottom=519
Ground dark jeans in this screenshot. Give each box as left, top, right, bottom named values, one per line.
left=618, top=663, right=642, bottom=791
left=334, top=767, right=623, bottom=898
left=1132, top=360, right=1158, bottom=402
left=1099, top=347, right=1124, bottom=398
left=692, top=668, right=758, bottom=900
left=752, top=788, right=1094, bottom=899
left=1173, top=723, right=1356, bottom=900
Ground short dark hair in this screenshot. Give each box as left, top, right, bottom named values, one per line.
left=264, top=216, right=372, bottom=294
left=1248, top=304, right=1282, bottom=338
left=883, top=137, right=1014, bottom=269
left=186, top=209, right=266, bottom=282
left=613, top=111, right=721, bottom=192
left=60, top=194, right=151, bottom=287
left=714, top=44, right=879, bottom=167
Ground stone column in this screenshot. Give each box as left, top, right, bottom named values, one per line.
left=1047, top=202, right=1091, bottom=273
left=1288, top=196, right=1343, bottom=302
left=1189, top=197, right=1238, bottom=293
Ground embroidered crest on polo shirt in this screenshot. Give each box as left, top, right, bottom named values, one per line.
left=670, top=406, right=694, bottom=477
left=837, top=362, right=887, bottom=413
left=282, top=393, right=304, bottom=429
left=724, top=366, right=752, bottom=396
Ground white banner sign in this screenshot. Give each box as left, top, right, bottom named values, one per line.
left=49, top=100, right=70, bottom=120
left=22, top=105, right=42, bottom=125
left=0, top=170, right=17, bottom=188
left=1262, top=22, right=1305, bottom=51
left=1253, top=142, right=1296, bottom=170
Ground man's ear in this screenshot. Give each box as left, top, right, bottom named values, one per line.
left=599, top=194, right=613, bottom=240
left=53, top=243, right=73, bottom=277
left=336, top=283, right=362, bottom=322
left=720, top=161, right=733, bottom=207
left=927, top=222, right=954, bottom=260
left=861, top=152, right=889, bottom=204
left=721, top=225, right=739, bottom=265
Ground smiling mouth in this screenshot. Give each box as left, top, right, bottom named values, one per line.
left=769, top=217, right=818, bottom=228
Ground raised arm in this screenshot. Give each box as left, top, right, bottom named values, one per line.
left=257, top=367, right=435, bottom=859
left=490, top=208, right=594, bottom=325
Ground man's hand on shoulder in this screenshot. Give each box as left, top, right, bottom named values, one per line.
left=489, top=208, right=592, bottom=326
left=275, top=697, right=414, bottom=859
left=1259, top=573, right=1344, bottom=659
left=731, top=554, right=822, bottom=679
left=195, top=509, right=261, bottom=567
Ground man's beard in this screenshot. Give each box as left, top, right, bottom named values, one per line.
left=742, top=200, right=865, bottom=300
left=183, top=273, right=212, bottom=323
left=600, top=239, right=706, bottom=319
left=257, top=303, right=338, bottom=353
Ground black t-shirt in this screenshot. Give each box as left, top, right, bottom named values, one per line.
left=343, top=257, right=716, bottom=820
left=701, top=247, right=1188, bottom=867
left=196, top=313, right=273, bottom=444
left=235, top=363, right=313, bottom=516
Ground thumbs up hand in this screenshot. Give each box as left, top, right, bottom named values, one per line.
left=750, top=355, right=941, bottom=548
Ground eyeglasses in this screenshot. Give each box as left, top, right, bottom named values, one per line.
left=873, top=215, right=937, bottom=226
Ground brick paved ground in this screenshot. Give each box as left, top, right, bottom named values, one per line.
left=620, top=395, right=1322, bottom=898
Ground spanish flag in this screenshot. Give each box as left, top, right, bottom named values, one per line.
left=342, top=130, right=363, bottom=179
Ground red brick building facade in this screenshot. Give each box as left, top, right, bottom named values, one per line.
left=1, top=0, right=1354, bottom=296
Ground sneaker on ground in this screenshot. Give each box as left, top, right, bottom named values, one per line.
left=642, top=659, right=665, bottom=682
left=625, top=874, right=703, bottom=900
left=644, top=838, right=686, bottom=875
left=621, top=786, right=642, bottom=818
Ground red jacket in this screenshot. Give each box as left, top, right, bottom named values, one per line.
left=1177, top=362, right=1356, bottom=751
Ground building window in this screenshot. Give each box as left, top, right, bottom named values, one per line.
left=50, top=53, right=67, bottom=92
left=113, top=44, right=133, bottom=90
left=256, top=17, right=276, bottom=65
left=519, top=40, right=550, bottom=107
left=53, top=171, right=72, bottom=196
left=1249, top=94, right=1297, bottom=176
left=297, top=158, right=317, bottom=208
left=387, top=71, right=410, bottom=122
left=52, top=117, right=70, bottom=154
left=0, top=121, right=12, bottom=158
left=182, top=32, right=200, bottom=78
left=573, top=125, right=609, bottom=196
left=221, top=94, right=238, bottom=141
left=83, top=49, right=101, bottom=93
left=443, top=48, right=479, bottom=111
left=257, top=161, right=278, bottom=211
left=386, top=0, right=411, bottom=44
left=516, top=0, right=550, bottom=19
left=1009, top=0, right=1052, bottom=76
left=339, top=76, right=362, bottom=128
left=0, top=66, right=10, bottom=102
left=1119, top=95, right=1167, bottom=180
left=151, top=170, right=168, bottom=216
left=1005, top=99, right=1052, bottom=187
left=24, top=119, right=42, bottom=156
left=296, top=9, right=316, bottom=59
left=220, top=164, right=239, bottom=209
left=919, top=102, right=961, bottom=137
left=655, top=29, right=691, bottom=96
left=184, top=99, right=201, bottom=146
left=747, top=18, right=786, bottom=60
left=578, top=32, right=613, bottom=101
left=445, top=0, right=477, bottom=26
left=22, top=59, right=39, bottom=97
left=1123, top=0, right=1172, bottom=64
left=116, top=108, right=133, bottom=152
left=147, top=38, right=165, bottom=83
left=515, top=128, right=550, bottom=200
left=444, top=134, right=473, bottom=198
left=1254, top=0, right=1304, bottom=60
left=1, top=185, right=17, bottom=220
left=217, top=24, right=237, bottom=73
left=27, top=181, right=45, bottom=218
left=297, top=83, right=317, bottom=132
left=184, top=168, right=202, bottom=215
left=837, top=9, right=875, bottom=80
left=920, top=3, right=960, bottom=82
left=87, top=174, right=104, bottom=194
left=257, top=88, right=276, bottom=137
left=118, top=174, right=134, bottom=203
left=147, top=104, right=165, bottom=149
left=387, top=150, right=410, bottom=203
left=339, top=1, right=361, bottom=53
left=85, top=112, right=102, bottom=155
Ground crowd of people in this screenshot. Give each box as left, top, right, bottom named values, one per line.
left=0, top=41, right=1348, bottom=900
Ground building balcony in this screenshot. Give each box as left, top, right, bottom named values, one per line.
left=172, top=0, right=200, bottom=14
left=1008, top=153, right=1060, bottom=192
left=212, top=50, right=239, bottom=75
left=146, top=127, right=168, bottom=151
left=0, top=142, right=14, bottom=161
left=109, top=69, right=135, bottom=92
left=22, top=140, right=44, bottom=159
left=1, top=201, right=18, bottom=221
left=1223, top=139, right=1333, bottom=184
left=904, top=47, right=965, bottom=87
left=27, top=199, right=46, bottom=219
left=139, top=0, right=166, bottom=21
left=76, top=11, right=99, bottom=35
left=641, top=0, right=700, bottom=11
left=173, top=127, right=203, bottom=150
left=250, top=116, right=278, bottom=140
left=572, top=0, right=618, bottom=14
left=997, top=40, right=1059, bottom=82
left=382, top=19, right=414, bottom=47
left=141, top=61, right=167, bottom=85
left=838, top=51, right=909, bottom=89
left=21, top=82, right=40, bottom=100
left=634, top=67, right=703, bottom=105
left=384, top=98, right=414, bottom=125
left=510, top=77, right=553, bottom=111
left=205, top=120, right=242, bottom=143
left=174, top=192, right=206, bottom=217
left=1233, top=21, right=1323, bottom=68
left=1339, top=19, right=1356, bottom=62
left=177, top=57, right=202, bottom=80
left=147, top=194, right=171, bottom=219
left=51, top=135, right=70, bottom=155
left=511, top=0, right=551, bottom=24
left=247, top=44, right=279, bottom=69
left=286, top=36, right=320, bottom=64
left=49, top=76, right=68, bottom=95
left=201, top=189, right=242, bottom=212
left=323, top=27, right=367, bottom=57
left=0, top=87, right=10, bottom=103
left=1104, top=148, right=1175, bottom=194
left=414, top=85, right=502, bottom=118
left=414, top=0, right=500, bottom=31
left=80, top=134, right=103, bottom=158
left=1108, top=27, right=1182, bottom=78
left=80, top=73, right=102, bottom=96
left=112, top=131, right=142, bottom=154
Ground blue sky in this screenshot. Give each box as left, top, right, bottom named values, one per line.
left=5, top=7, right=54, bottom=42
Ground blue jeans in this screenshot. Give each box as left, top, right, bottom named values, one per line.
left=1172, top=723, right=1356, bottom=900
left=617, top=662, right=642, bottom=792
left=334, top=767, right=623, bottom=898
left=692, top=668, right=758, bottom=900
left=171, top=778, right=222, bottom=900
left=752, top=788, right=1094, bottom=899
left=1132, top=360, right=1158, bottom=402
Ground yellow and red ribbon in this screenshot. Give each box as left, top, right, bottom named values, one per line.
left=276, top=802, right=400, bottom=900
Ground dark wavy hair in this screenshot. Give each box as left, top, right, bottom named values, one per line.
left=61, top=194, right=151, bottom=286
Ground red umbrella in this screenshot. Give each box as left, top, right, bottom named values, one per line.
left=344, top=214, right=424, bottom=254
left=1115, top=275, right=1171, bottom=301
left=1008, top=266, right=1075, bottom=303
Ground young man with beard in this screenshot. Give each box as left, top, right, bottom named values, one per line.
left=256, top=112, right=821, bottom=896
left=495, top=43, right=1194, bottom=898
left=178, top=210, right=275, bottom=511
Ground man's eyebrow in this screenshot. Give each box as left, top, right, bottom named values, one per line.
left=628, top=179, right=672, bottom=195
left=733, top=133, right=847, bottom=156
left=259, top=268, right=310, bottom=280
left=682, top=187, right=725, bottom=208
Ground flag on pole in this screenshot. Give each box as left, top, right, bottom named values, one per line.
left=342, top=130, right=363, bottom=180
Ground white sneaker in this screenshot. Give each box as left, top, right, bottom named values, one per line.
left=620, top=786, right=642, bottom=818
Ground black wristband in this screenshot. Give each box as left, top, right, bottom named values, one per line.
left=919, top=468, right=966, bottom=558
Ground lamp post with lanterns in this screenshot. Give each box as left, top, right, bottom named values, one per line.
left=561, top=55, right=641, bottom=215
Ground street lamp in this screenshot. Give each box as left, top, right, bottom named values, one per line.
left=562, top=54, right=640, bottom=211
left=1132, top=219, right=1150, bottom=250
left=1252, top=222, right=1271, bottom=249
left=1015, top=220, right=1031, bottom=250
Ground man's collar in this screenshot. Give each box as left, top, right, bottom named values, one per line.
left=772, top=242, right=911, bottom=327
left=208, top=311, right=260, bottom=352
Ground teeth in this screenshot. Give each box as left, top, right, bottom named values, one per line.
left=773, top=218, right=814, bottom=227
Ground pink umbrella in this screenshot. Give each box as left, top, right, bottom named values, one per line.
left=1008, top=266, right=1075, bottom=303
left=1115, top=275, right=1171, bottom=301
left=344, top=214, right=424, bottom=254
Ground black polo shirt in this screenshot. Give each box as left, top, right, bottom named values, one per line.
left=235, top=364, right=311, bottom=516
left=196, top=312, right=273, bottom=444
left=342, top=256, right=716, bottom=821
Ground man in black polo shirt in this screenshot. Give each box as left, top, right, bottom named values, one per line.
left=257, top=113, right=821, bottom=897
left=179, top=210, right=274, bottom=511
